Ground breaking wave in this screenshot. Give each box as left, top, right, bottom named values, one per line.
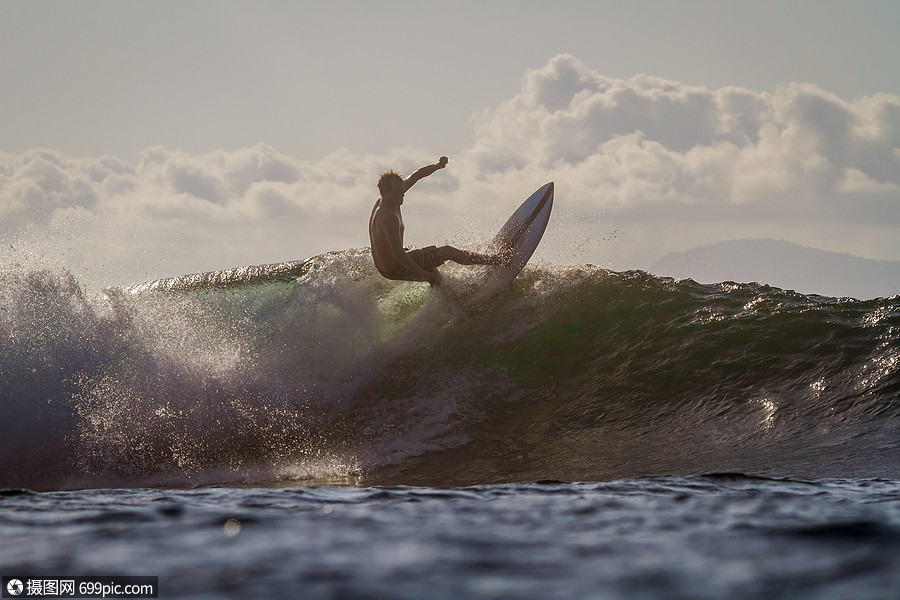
left=1, top=249, right=898, bottom=490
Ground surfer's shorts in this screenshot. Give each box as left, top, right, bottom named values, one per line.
left=381, top=246, right=446, bottom=280
left=409, top=246, right=446, bottom=271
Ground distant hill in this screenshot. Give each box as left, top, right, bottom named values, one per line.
left=651, top=239, right=900, bottom=299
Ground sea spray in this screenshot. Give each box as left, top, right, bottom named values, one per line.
left=1, top=250, right=897, bottom=490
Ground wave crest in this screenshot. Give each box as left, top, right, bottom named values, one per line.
left=1, top=251, right=897, bottom=490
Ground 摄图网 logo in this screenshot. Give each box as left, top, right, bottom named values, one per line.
left=6, top=579, right=24, bottom=596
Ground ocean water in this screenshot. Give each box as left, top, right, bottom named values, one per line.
left=1, top=249, right=899, bottom=598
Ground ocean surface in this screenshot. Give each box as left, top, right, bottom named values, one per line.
left=1, top=249, right=899, bottom=598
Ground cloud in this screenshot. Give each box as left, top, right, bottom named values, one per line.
left=0, top=143, right=446, bottom=287
left=2, top=54, right=899, bottom=288
left=0, top=150, right=99, bottom=227
left=466, top=54, right=900, bottom=222
left=840, top=168, right=899, bottom=194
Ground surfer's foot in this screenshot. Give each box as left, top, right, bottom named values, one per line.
left=467, top=252, right=506, bottom=267
left=481, top=247, right=515, bottom=267
left=486, top=253, right=508, bottom=267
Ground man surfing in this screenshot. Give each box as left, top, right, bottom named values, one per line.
left=368, top=156, right=499, bottom=287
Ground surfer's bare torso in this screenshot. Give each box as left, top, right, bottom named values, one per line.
left=368, top=201, right=410, bottom=275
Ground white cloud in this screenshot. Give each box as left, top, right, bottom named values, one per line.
left=2, top=54, right=899, bottom=288
left=840, top=168, right=899, bottom=195
left=0, top=150, right=98, bottom=227
left=466, top=54, right=900, bottom=219
left=0, top=144, right=446, bottom=287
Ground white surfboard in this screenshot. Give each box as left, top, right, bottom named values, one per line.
left=467, top=182, right=554, bottom=304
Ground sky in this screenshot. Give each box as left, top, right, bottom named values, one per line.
left=2, top=0, right=899, bottom=294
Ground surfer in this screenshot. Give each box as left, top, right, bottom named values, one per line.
left=369, top=156, right=500, bottom=287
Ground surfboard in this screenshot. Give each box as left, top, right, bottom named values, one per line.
left=467, top=182, right=554, bottom=304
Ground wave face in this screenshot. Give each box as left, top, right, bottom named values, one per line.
left=1, top=249, right=898, bottom=490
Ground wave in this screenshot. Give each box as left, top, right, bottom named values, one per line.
left=1, top=249, right=898, bottom=490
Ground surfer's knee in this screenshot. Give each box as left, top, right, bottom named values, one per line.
left=438, top=245, right=465, bottom=263
left=440, top=246, right=476, bottom=265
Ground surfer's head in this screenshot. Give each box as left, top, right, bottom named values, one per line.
left=378, top=171, right=403, bottom=194
left=378, top=171, right=405, bottom=203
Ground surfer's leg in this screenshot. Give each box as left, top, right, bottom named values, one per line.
left=438, top=245, right=503, bottom=266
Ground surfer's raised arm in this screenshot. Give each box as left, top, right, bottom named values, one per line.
left=403, top=156, right=449, bottom=192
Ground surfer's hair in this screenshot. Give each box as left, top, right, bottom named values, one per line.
left=378, top=171, right=403, bottom=195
